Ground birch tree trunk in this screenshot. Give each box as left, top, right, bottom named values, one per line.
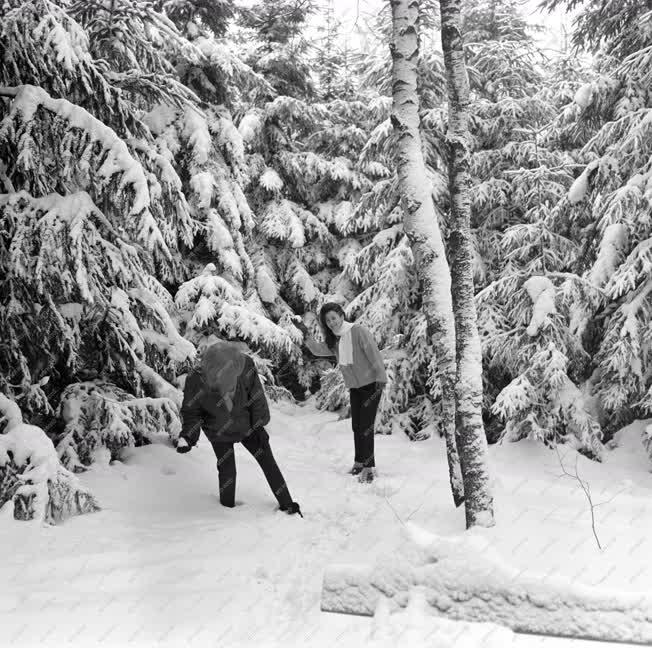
left=389, top=0, right=464, bottom=507
left=439, top=0, right=495, bottom=527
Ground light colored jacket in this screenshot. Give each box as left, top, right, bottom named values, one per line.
left=306, top=324, right=387, bottom=389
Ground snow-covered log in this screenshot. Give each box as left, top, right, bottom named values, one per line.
left=321, top=524, right=652, bottom=644
left=0, top=398, right=99, bottom=524
left=357, top=588, right=513, bottom=647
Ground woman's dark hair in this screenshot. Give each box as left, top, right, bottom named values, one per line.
left=319, top=302, right=346, bottom=350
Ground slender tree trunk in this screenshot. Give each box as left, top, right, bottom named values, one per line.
left=439, top=0, right=495, bottom=528
left=389, top=0, right=464, bottom=507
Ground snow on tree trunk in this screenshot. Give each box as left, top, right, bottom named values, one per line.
left=321, top=524, right=652, bottom=644
left=389, top=0, right=464, bottom=507
left=439, top=0, right=495, bottom=528
left=0, top=398, right=99, bottom=524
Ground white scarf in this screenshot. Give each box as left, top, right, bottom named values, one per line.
left=335, top=321, right=354, bottom=366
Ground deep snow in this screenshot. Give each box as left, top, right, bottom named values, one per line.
left=1, top=401, right=651, bottom=648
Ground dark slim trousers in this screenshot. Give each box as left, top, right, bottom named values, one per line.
left=210, top=428, right=293, bottom=508
left=349, top=382, right=382, bottom=468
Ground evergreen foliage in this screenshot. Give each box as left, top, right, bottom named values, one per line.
left=1, top=0, right=650, bottom=479
left=539, top=0, right=652, bottom=439
left=460, top=0, right=604, bottom=453
left=0, top=0, right=299, bottom=470
left=324, top=5, right=450, bottom=439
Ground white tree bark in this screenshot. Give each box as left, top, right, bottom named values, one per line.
left=439, top=0, right=495, bottom=527
left=389, top=0, right=464, bottom=507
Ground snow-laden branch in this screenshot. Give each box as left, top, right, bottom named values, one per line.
left=1, top=85, right=149, bottom=214
left=0, top=394, right=23, bottom=432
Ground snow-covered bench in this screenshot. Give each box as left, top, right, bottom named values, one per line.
left=321, top=523, right=652, bottom=645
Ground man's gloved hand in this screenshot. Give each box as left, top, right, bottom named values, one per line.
left=176, top=437, right=192, bottom=454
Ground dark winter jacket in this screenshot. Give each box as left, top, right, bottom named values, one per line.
left=180, top=355, right=270, bottom=445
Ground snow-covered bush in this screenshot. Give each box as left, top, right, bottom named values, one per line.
left=0, top=395, right=99, bottom=523
left=55, top=382, right=181, bottom=473
left=480, top=273, right=603, bottom=457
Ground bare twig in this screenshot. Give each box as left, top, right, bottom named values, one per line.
left=352, top=0, right=361, bottom=29
left=554, top=444, right=602, bottom=549
left=383, top=495, right=406, bottom=526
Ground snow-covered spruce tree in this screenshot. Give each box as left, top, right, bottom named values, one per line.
left=154, top=0, right=236, bottom=38
left=313, top=0, right=358, bottom=102
left=229, top=2, right=378, bottom=399
left=71, top=0, right=255, bottom=294
left=540, top=0, right=652, bottom=445
left=436, top=0, right=606, bottom=458
left=0, top=0, right=199, bottom=472
left=348, top=0, right=600, bottom=465
left=69, top=0, right=199, bottom=111
left=237, top=0, right=316, bottom=100
left=439, top=0, right=494, bottom=526
left=297, top=103, right=385, bottom=400
left=69, top=1, right=302, bottom=399
left=462, top=0, right=562, bottom=286
left=389, top=0, right=464, bottom=507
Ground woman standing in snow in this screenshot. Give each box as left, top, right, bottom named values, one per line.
left=292, top=303, right=387, bottom=483
left=177, top=341, right=301, bottom=516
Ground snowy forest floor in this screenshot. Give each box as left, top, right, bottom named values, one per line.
left=1, top=400, right=651, bottom=648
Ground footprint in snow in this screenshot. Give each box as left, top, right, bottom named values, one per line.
left=366, top=476, right=402, bottom=497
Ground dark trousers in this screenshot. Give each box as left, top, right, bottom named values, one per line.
left=349, top=383, right=382, bottom=468
left=210, top=428, right=292, bottom=508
